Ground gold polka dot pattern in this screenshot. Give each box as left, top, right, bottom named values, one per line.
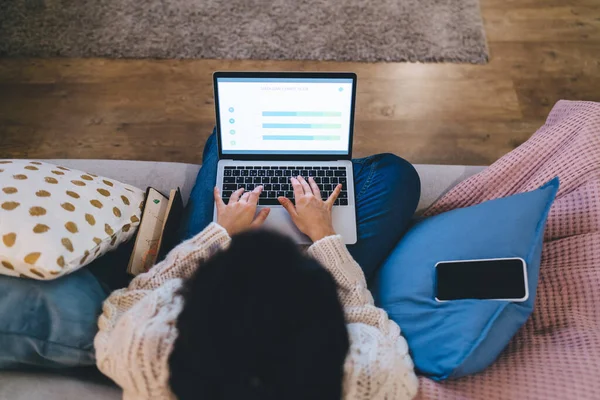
left=2, top=261, right=14, bottom=270
left=36, top=190, right=51, bottom=197
left=29, top=206, right=47, bottom=216
left=80, top=251, right=90, bottom=265
left=61, top=202, right=76, bottom=212
left=24, top=252, right=41, bottom=265
left=105, top=224, right=114, bottom=236
left=61, top=238, right=74, bottom=252
left=1, top=201, right=20, bottom=210
left=85, top=214, right=96, bottom=226
left=65, top=221, right=79, bottom=233
left=3, top=233, right=16, bottom=247
left=33, top=224, right=50, bottom=233
left=29, top=269, right=44, bottom=278
left=0, top=160, right=144, bottom=280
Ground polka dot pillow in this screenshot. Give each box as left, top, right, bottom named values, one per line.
left=0, top=160, right=145, bottom=280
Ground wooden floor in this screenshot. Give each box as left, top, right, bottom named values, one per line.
left=0, top=0, right=598, bottom=166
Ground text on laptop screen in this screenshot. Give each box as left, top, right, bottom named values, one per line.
left=216, top=77, right=354, bottom=155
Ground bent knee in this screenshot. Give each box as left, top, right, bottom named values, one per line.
left=376, top=153, right=421, bottom=191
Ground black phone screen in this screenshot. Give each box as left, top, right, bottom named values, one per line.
left=435, top=258, right=527, bottom=301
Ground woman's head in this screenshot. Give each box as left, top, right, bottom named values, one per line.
left=169, top=230, right=349, bottom=400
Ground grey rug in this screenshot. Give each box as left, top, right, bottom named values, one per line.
left=0, top=0, right=488, bottom=63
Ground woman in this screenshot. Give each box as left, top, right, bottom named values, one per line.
left=95, top=131, right=421, bottom=399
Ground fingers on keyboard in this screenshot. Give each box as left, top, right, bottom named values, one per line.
left=222, top=166, right=349, bottom=206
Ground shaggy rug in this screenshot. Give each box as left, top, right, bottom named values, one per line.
left=0, top=0, right=488, bottom=63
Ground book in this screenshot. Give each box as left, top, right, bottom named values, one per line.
left=156, top=188, right=183, bottom=263
left=127, top=187, right=183, bottom=276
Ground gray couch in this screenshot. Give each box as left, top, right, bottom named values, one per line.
left=0, top=160, right=484, bottom=400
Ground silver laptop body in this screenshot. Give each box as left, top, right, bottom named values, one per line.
left=213, top=72, right=358, bottom=244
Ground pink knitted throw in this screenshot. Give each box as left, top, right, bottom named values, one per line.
left=418, top=101, right=600, bottom=399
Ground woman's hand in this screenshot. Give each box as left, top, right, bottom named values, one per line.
left=214, top=186, right=270, bottom=236
left=278, top=176, right=342, bottom=242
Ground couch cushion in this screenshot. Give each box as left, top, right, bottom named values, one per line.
left=413, top=165, right=484, bottom=213
left=47, top=160, right=484, bottom=214
left=0, top=160, right=144, bottom=279
left=0, top=369, right=121, bottom=400
left=0, top=236, right=134, bottom=370
left=373, top=178, right=558, bottom=379
left=47, top=160, right=201, bottom=208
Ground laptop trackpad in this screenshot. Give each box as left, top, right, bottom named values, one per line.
left=259, top=207, right=311, bottom=244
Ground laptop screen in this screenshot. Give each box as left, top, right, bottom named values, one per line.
left=215, top=76, right=355, bottom=157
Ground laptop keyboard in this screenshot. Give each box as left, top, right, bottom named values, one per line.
left=222, top=166, right=349, bottom=206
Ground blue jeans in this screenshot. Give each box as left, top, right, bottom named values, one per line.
left=179, top=130, right=421, bottom=280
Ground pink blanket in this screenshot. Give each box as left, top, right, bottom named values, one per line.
left=418, top=101, right=600, bottom=399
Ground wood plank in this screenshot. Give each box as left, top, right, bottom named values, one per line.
left=514, top=77, right=600, bottom=119
left=0, top=82, right=215, bottom=125
left=2, top=58, right=500, bottom=84
left=0, top=74, right=521, bottom=128
left=0, top=123, right=212, bottom=162
left=483, top=6, right=600, bottom=42
left=490, top=42, right=600, bottom=79
left=0, top=118, right=541, bottom=166
left=484, top=0, right=600, bottom=7
left=356, top=79, right=520, bottom=123
left=352, top=119, right=541, bottom=164
left=2, top=42, right=598, bottom=84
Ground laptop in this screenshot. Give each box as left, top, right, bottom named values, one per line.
left=213, top=72, right=358, bottom=244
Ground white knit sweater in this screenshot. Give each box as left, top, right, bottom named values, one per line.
left=95, top=223, right=419, bottom=400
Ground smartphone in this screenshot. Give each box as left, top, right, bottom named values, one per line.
left=435, top=257, right=528, bottom=302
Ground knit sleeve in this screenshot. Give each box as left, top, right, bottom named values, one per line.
left=308, top=236, right=419, bottom=399
left=129, top=222, right=231, bottom=290
left=94, top=223, right=231, bottom=399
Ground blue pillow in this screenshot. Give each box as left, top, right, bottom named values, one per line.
left=0, top=269, right=106, bottom=369
left=0, top=240, right=133, bottom=369
left=373, top=178, right=559, bottom=380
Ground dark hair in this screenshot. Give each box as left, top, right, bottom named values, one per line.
left=168, top=230, right=349, bottom=400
